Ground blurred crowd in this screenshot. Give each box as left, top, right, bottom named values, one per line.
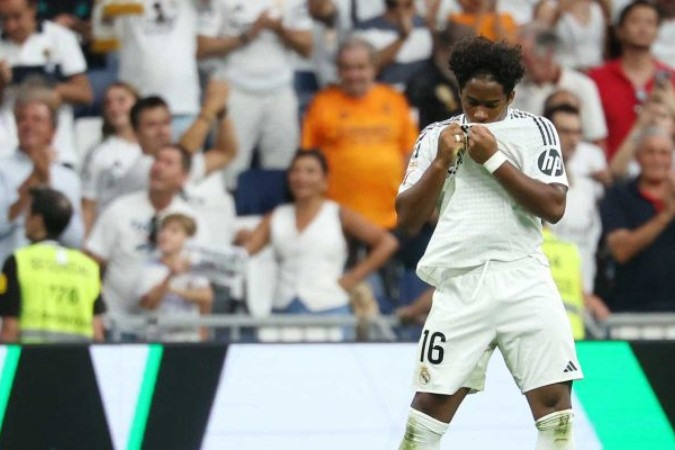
left=0, top=0, right=674, bottom=343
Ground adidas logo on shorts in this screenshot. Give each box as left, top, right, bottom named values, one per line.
left=563, top=361, right=578, bottom=373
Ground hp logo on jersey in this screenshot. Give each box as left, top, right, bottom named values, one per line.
left=537, top=147, right=564, bottom=176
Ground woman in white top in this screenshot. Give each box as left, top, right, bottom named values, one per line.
left=245, top=150, right=398, bottom=316
left=81, top=82, right=142, bottom=233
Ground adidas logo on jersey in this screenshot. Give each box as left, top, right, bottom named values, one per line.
left=563, top=361, right=578, bottom=373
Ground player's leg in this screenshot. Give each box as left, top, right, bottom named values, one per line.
left=398, top=280, right=496, bottom=450
left=526, top=382, right=575, bottom=449
left=399, top=389, right=469, bottom=450
left=496, top=258, right=581, bottom=449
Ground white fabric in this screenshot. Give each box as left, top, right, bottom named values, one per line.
left=535, top=410, right=575, bottom=450
left=183, top=171, right=237, bottom=247
left=513, top=68, right=608, bottom=142
left=135, top=259, right=210, bottom=342
left=270, top=201, right=350, bottom=311
left=654, top=19, right=675, bottom=70
left=610, top=0, right=633, bottom=23
left=224, top=85, right=298, bottom=188
left=398, top=408, right=448, bottom=450
left=73, top=117, right=103, bottom=168
left=556, top=2, right=605, bottom=70
left=85, top=191, right=206, bottom=324
left=304, top=0, right=455, bottom=87
left=412, top=258, right=582, bottom=396
left=101, top=0, right=200, bottom=115
left=355, top=26, right=432, bottom=64
left=203, top=0, right=311, bottom=93
left=497, top=0, right=539, bottom=25
left=567, top=140, right=607, bottom=198
left=109, top=152, right=207, bottom=200
left=0, top=150, right=84, bottom=265
left=0, top=105, right=17, bottom=157
left=104, top=151, right=233, bottom=243
left=355, top=23, right=433, bottom=91
left=549, top=175, right=601, bottom=291
left=80, top=136, right=142, bottom=212
left=0, top=20, right=88, bottom=166
left=401, top=109, right=568, bottom=282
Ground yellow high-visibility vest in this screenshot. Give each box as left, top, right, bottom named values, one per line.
left=541, top=229, right=586, bottom=340
left=14, top=243, right=100, bottom=343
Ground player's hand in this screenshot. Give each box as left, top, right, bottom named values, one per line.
left=435, top=123, right=465, bottom=169
left=466, top=124, right=498, bottom=165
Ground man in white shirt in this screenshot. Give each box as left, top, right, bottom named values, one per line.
left=0, top=90, right=83, bottom=266
left=197, top=0, right=312, bottom=188
left=92, top=0, right=201, bottom=138
left=513, top=25, right=607, bottom=149
left=396, top=36, right=581, bottom=450
left=0, top=0, right=93, bottom=166
left=89, top=81, right=237, bottom=240
left=86, top=144, right=208, bottom=339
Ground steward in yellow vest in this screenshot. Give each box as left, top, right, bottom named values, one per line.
left=541, top=228, right=585, bottom=340
left=0, top=188, right=105, bottom=343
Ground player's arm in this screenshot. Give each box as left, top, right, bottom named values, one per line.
left=396, top=123, right=464, bottom=234
left=492, top=165, right=567, bottom=223
left=467, top=125, right=567, bottom=224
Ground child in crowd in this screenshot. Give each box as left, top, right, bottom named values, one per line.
left=136, top=213, right=213, bottom=342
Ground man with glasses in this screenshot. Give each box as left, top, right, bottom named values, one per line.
left=85, top=144, right=207, bottom=341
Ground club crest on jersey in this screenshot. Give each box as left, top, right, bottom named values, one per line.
left=419, top=365, right=431, bottom=385
left=537, top=147, right=564, bottom=176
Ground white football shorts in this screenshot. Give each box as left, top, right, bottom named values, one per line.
left=413, top=255, right=583, bottom=395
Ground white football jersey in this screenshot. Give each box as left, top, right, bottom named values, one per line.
left=399, top=109, right=568, bottom=287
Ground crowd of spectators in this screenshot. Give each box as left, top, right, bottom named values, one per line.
left=0, top=0, right=674, bottom=343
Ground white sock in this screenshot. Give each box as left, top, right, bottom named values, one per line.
left=399, top=408, right=449, bottom=450
left=535, top=409, right=575, bottom=449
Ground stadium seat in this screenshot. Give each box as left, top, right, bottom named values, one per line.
left=234, top=169, right=288, bottom=216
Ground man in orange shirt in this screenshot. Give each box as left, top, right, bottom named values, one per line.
left=449, top=0, right=517, bottom=43
left=301, top=36, right=418, bottom=231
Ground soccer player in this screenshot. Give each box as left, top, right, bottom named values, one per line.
left=396, top=36, right=582, bottom=449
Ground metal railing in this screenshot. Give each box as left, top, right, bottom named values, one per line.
left=106, top=314, right=402, bottom=342
left=106, top=312, right=675, bottom=343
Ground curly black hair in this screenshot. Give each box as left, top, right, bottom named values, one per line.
left=449, top=36, right=525, bottom=95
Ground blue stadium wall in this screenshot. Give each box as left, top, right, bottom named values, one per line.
left=0, top=342, right=672, bottom=449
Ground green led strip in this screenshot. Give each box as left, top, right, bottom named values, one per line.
left=0, top=346, right=20, bottom=434
left=127, top=344, right=163, bottom=450
left=575, top=341, right=675, bottom=449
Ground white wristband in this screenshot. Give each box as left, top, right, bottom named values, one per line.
left=483, top=151, right=507, bottom=174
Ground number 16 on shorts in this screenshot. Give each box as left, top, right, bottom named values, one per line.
left=420, top=329, right=446, bottom=365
